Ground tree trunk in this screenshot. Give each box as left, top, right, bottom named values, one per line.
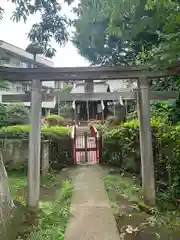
left=0, top=151, right=14, bottom=238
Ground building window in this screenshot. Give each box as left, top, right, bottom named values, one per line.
left=16, top=86, right=21, bottom=92
left=22, top=84, right=28, bottom=92
left=20, top=61, right=27, bottom=68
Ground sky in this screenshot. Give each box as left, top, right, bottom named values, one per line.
left=0, top=0, right=90, bottom=68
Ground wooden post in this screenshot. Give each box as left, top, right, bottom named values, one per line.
left=41, top=140, right=49, bottom=176
left=137, top=77, right=155, bottom=205
left=113, top=102, right=116, bottom=116
left=28, top=79, right=42, bottom=209
left=86, top=101, right=89, bottom=121
left=125, top=100, right=128, bottom=118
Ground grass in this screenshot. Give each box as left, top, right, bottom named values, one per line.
left=104, top=171, right=180, bottom=240
left=7, top=169, right=73, bottom=240
left=8, top=169, right=27, bottom=205
left=27, top=180, right=72, bottom=240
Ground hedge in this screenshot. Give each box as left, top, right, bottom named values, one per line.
left=101, top=119, right=180, bottom=204
left=44, top=114, right=65, bottom=126
left=0, top=125, right=73, bottom=170
left=0, top=125, right=71, bottom=139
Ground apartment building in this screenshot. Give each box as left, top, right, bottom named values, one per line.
left=0, top=40, right=56, bottom=114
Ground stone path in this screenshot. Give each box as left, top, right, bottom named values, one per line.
left=65, top=165, right=120, bottom=240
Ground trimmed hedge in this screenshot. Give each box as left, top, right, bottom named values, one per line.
left=0, top=125, right=71, bottom=139
left=0, top=125, right=73, bottom=170
left=44, top=114, right=65, bottom=126
left=102, top=119, right=180, bottom=204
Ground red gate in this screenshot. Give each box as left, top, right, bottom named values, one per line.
left=72, top=125, right=100, bottom=164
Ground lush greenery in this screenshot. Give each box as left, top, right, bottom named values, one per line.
left=127, top=99, right=180, bottom=125
left=44, top=114, right=65, bottom=126
left=0, top=124, right=71, bottom=139
left=8, top=170, right=72, bottom=240
left=0, top=103, right=30, bottom=127
left=73, top=0, right=180, bottom=67
left=27, top=180, right=72, bottom=240
left=104, top=173, right=180, bottom=238
left=101, top=119, right=180, bottom=207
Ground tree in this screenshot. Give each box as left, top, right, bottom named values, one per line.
left=100, top=0, right=180, bottom=67
left=0, top=0, right=74, bottom=57
left=144, top=0, right=180, bottom=66
left=6, top=104, right=30, bottom=126
left=72, top=0, right=160, bottom=65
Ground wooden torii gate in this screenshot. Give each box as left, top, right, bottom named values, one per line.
left=0, top=64, right=179, bottom=208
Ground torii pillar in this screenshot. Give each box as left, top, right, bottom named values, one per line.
left=27, top=79, right=42, bottom=209
left=137, top=77, right=155, bottom=205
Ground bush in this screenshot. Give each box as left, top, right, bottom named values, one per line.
left=0, top=104, right=8, bottom=127
left=6, top=104, right=30, bottom=125
left=102, top=119, right=180, bottom=204
left=0, top=125, right=71, bottom=139
left=44, top=114, right=65, bottom=126
left=0, top=103, right=30, bottom=127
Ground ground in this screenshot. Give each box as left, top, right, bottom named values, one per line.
left=103, top=167, right=180, bottom=240
left=7, top=169, right=72, bottom=240
left=65, top=165, right=120, bottom=240
left=7, top=165, right=180, bottom=240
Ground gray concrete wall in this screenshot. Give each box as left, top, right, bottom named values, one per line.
left=0, top=140, right=49, bottom=170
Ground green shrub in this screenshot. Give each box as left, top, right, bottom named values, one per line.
left=0, top=125, right=71, bottom=139
left=102, top=119, right=180, bottom=204
left=6, top=104, right=30, bottom=125
left=91, top=124, right=108, bottom=134
left=0, top=125, right=31, bottom=133
left=0, top=103, right=30, bottom=127
left=0, top=103, right=8, bottom=127
left=41, top=125, right=71, bottom=139
left=44, top=114, right=65, bottom=126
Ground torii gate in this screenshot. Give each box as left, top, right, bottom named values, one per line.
left=0, top=64, right=179, bottom=208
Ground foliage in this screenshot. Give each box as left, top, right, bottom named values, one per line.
left=27, top=180, right=72, bottom=240
left=104, top=174, right=140, bottom=203
left=0, top=0, right=73, bottom=57
left=104, top=173, right=180, bottom=235
left=167, top=94, right=180, bottom=124
left=145, top=0, right=180, bottom=66
left=100, top=0, right=180, bottom=66
left=8, top=171, right=72, bottom=239
left=0, top=104, right=30, bottom=127
left=73, top=0, right=180, bottom=67
left=101, top=119, right=180, bottom=206
left=90, top=123, right=109, bottom=135
left=8, top=171, right=27, bottom=205
left=73, top=0, right=160, bottom=65
left=149, top=101, right=171, bottom=124
left=150, top=100, right=179, bottom=124
left=26, top=42, right=44, bottom=56
left=0, top=125, right=71, bottom=139
left=127, top=99, right=180, bottom=125
left=6, top=104, right=30, bottom=125
left=41, top=125, right=71, bottom=137
left=0, top=104, right=8, bottom=128
left=73, top=0, right=128, bottom=65
left=44, top=114, right=65, bottom=126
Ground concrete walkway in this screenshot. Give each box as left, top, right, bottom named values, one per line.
left=65, top=165, right=120, bottom=240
